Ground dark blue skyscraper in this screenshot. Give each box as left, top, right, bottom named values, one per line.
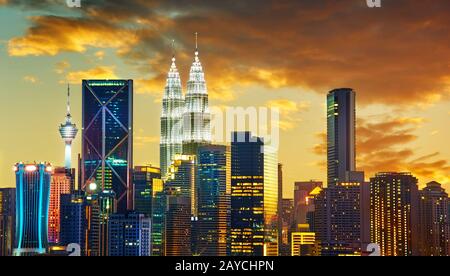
left=14, top=163, right=52, bottom=256
left=60, top=192, right=87, bottom=255
left=81, top=80, right=133, bottom=213
left=107, top=213, right=151, bottom=256
left=133, top=166, right=161, bottom=217
left=327, top=88, right=356, bottom=186
left=197, top=144, right=231, bottom=256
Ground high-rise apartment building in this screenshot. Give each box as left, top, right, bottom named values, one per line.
left=370, top=172, right=419, bottom=256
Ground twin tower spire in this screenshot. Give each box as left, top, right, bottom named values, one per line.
left=160, top=34, right=211, bottom=178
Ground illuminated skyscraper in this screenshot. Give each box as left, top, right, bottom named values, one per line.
left=418, top=181, right=450, bottom=256
left=230, top=132, right=278, bottom=256
left=81, top=80, right=133, bottom=213
left=163, top=155, right=196, bottom=256
left=196, top=144, right=231, bottom=256
left=13, top=163, right=52, bottom=256
left=60, top=192, right=87, bottom=255
left=183, top=34, right=211, bottom=155
left=370, top=172, right=419, bottom=256
left=59, top=85, right=78, bottom=169
left=48, top=167, right=74, bottom=244
left=151, top=177, right=165, bottom=256
left=160, top=48, right=184, bottom=178
left=327, top=88, right=356, bottom=186
left=133, top=166, right=161, bottom=217
left=0, top=188, right=15, bottom=256
left=108, top=213, right=151, bottom=256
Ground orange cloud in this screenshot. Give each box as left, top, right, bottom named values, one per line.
left=265, top=99, right=310, bottom=131
left=312, top=115, right=450, bottom=185
left=63, top=66, right=118, bottom=84
left=8, top=16, right=139, bottom=56
left=4, top=1, right=449, bottom=107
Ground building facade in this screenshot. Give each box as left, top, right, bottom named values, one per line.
left=60, top=192, right=86, bottom=254
left=81, top=80, right=133, bottom=213
left=327, top=88, right=356, bottom=186
left=48, top=167, right=74, bottom=244
left=182, top=42, right=211, bottom=155
left=370, top=172, right=419, bottom=256
left=418, top=181, right=450, bottom=256
left=196, top=144, right=231, bottom=256
left=160, top=54, right=184, bottom=178
left=133, top=166, right=161, bottom=217
left=14, top=163, right=52, bottom=256
left=108, top=213, right=151, bottom=256
left=0, top=188, right=15, bottom=256
left=230, top=131, right=278, bottom=256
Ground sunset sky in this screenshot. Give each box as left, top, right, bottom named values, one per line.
left=0, top=0, right=448, bottom=197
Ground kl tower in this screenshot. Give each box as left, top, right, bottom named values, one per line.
left=59, top=85, right=78, bottom=169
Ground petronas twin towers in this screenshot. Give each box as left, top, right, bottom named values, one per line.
left=160, top=38, right=211, bottom=178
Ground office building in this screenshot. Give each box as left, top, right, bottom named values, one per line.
left=60, top=192, right=86, bottom=254
left=230, top=131, right=278, bottom=256
left=196, top=144, right=231, bottom=256
left=81, top=79, right=133, bottom=213
left=133, top=165, right=161, bottom=217
left=13, top=163, right=52, bottom=256
left=160, top=51, right=184, bottom=178
left=327, top=88, right=356, bottom=186
left=108, top=213, right=151, bottom=256
left=182, top=37, right=211, bottom=155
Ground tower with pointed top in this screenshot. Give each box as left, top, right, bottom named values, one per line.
left=160, top=42, right=185, bottom=178
left=183, top=33, right=211, bottom=154
left=59, top=85, right=78, bottom=169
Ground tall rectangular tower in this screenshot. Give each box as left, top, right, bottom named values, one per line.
left=327, top=88, right=356, bottom=186
left=81, top=80, right=133, bottom=213
left=370, top=172, right=419, bottom=256
left=196, top=144, right=231, bottom=256
left=14, top=163, right=52, bottom=256
left=230, top=131, right=278, bottom=256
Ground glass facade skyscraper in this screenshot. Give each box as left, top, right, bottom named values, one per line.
left=230, top=132, right=278, bottom=256
left=196, top=144, right=231, bottom=256
left=60, top=192, right=87, bottom=255
left=160, top=54, right=184, bottom=178
left=107, top=213, right=151, bottom=256
left=81, top=80, right=133, bottom=213
left=133, top=166, right=161, bottom=217
left=327, top=88, right=356, bottom=186
left=13, top=163, right=52, bottom=256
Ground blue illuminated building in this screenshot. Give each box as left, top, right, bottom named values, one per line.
left=81, top=80, right=134, bottom=213
left=14, top=163, right=52, bottom=256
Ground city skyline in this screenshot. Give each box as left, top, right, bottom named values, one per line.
left=0, top=1, right=449, bottom=198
